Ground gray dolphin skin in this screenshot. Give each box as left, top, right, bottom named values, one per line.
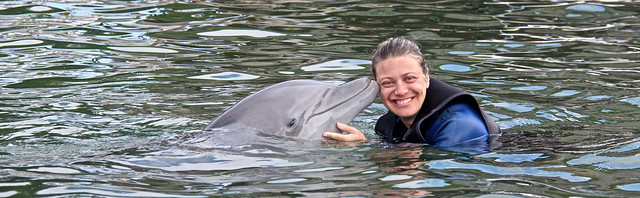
left=203, top=77, right=379, bottom=140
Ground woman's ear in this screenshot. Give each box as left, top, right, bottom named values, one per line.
left=424, top=74, right=430, bottom=87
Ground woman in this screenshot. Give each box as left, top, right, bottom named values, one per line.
left=323, top=37, right=501, bottom=150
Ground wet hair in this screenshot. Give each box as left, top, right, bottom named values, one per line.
left=371, top=37, right=428, bottom=78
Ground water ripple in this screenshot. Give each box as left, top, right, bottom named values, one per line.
left=426, top=159, right=591, bottom=182
left=37, top=186, right=201, bottom=197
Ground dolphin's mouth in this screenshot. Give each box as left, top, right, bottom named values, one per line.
left=308, top=77, right=378, bottom=117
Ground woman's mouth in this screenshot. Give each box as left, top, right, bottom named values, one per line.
left=395, top=97, right=412, bottom=105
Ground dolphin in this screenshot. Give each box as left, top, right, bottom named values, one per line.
left=202, top=77, right=379, bottom=140
left=127, top=77, right=378, bottom=170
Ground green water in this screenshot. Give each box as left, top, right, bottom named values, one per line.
left=1, top=1, right=639, bottom=197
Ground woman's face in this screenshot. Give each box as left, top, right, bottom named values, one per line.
left=375, top=55, right=429, bottom=126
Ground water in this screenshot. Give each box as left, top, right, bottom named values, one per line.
left=1, top=0, right=639, bottom=197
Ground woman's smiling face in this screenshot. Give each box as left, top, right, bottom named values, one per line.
left=375, top=54, right=430, bottom=127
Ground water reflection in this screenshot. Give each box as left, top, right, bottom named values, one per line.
left=37, top=186, right=201, bottom=197
left=27, top=167, right=82, bottom=174
left=566, top=4, right=606, bottom=12
left=438, top=64, right=474, bottom=72
left=550, top=90, right=581, bottom=97
left=198, top=29, right=286, bottom=38
left=448, top=51, right=475, bottom=55
left=621, top=97, right=640, bottom=107
left=392, top=178, right=450, bottom=189
left=380, top=175, right=413, bottom=182
left=0, top=5, right=63, bottom=14
left=567, top=140, right=640, bottom=170
left=114, top=150, right=310, bottom=171
left=426, top=159, right=591, bottom=182
left=0, top=39, right=44, bottom=47
left=617, top=183, right=640, bottom=192
left=300, top=59, right=369, bottom=72
left=107, top=47, right=179, bottom=53
left=188, top=71, right=260, bottom=81
left=511, top=85, right=547, bottom=91
left=476, top=153, right=546, bottom=163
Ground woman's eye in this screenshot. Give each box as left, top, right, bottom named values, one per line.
left=380, top=81, right=393, bottom=87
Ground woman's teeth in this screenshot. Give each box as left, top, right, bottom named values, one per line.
left=396, top=98, right=412, bottom=105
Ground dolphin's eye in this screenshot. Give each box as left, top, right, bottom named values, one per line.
left=287, top=119, right=296, bottom=128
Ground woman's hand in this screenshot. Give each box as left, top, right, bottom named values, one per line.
left=322, top=123, right=367, bottom=142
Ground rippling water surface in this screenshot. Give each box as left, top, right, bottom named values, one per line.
left=1, top=0, right=639, bottom=197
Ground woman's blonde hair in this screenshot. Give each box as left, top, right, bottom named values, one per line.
left=371, top=37, right=428, bottom=78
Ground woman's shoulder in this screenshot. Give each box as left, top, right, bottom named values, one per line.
left=424, top=101, right=489, bottom=145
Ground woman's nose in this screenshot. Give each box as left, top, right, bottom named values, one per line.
left=394, top=82, right=409, bottom=95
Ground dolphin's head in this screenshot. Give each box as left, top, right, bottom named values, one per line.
left=204, top=77, right=379, bottom=140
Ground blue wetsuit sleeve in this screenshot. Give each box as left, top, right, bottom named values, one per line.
left=424, top=102, right=489, bottom=149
